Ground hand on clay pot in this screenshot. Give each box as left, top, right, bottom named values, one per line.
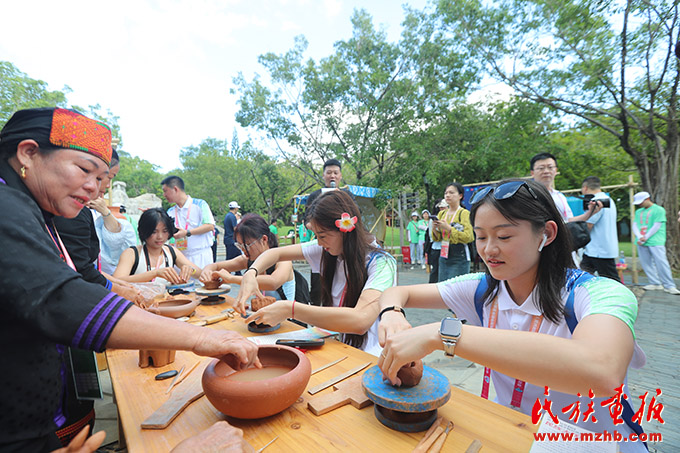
left=378, top=323, right=439, bottom=387
left=214, top=269, right=237, bottom=285
left=156, top=267, right=183, bottom=284
left=171, top=421, right=255, bottom=453
left=191, top=329, right=261, bottom=370
left=245, top=300, right=290, bottom=326
left=199, top=263, right=218, bottom=283
left=52, top=425, right=106, bottom=453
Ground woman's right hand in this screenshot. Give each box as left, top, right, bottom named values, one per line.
left=234, top=269, right=264, bottom=315
left=156, top=267, right=183, bottom=284
left=199, top=264, right=218, bottom=283
left=191, top=329, right=261, bottom=370
left=378, top=310, right=413, bottom=347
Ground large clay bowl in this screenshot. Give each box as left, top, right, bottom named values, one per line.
left=155, top=298, right=200, bottom=318
left=202, top=344, right=311, bottom=419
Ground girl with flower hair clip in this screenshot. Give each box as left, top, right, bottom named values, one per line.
left=236, top=190, right=396, bottom=355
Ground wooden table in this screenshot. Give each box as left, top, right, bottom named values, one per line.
left=106, top=296, right=537, bottom=452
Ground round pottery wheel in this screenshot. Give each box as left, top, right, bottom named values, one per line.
left=156, top=298, right=200, bottom=318
left=202, top=344, right=311, bottom=419
left=362, top=365, right=450, bottom=432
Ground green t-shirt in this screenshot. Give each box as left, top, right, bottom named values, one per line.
left=269, top=224, right=278, bottom=235
left=417, top=219, right=427, bottom=242
left=635, top=204, right=667, bottom=246
left=406, top=220, right=419, bottom=244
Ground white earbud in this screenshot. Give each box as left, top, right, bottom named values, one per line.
left=538, top=234, right=548, bottom=252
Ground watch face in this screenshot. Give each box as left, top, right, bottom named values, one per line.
left=441, top=317, right=461, bottom=337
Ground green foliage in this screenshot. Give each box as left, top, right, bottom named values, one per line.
left=0, top=61, right=68, bottom=127
left=232, top=8, right=477, bottom=186
left=116, top=150, right=163, bottom=198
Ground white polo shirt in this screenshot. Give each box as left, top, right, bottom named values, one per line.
left=302, top=240, right=396, bottom=356
left=437, top=273, right=646, bottom=453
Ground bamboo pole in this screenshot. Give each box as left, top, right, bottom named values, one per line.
left=628, top=175, right=638, bottom=284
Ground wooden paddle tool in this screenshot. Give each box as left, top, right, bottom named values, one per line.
left=307, top=375, right=372, bottom=416
left=141, top=362, right=206, bottom=429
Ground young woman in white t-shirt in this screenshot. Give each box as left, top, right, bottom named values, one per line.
left=377, top=179, right=647, bottom=453
left=236, top=190, right=396, bottom=355
left=113, top=208, right=201, bottom=284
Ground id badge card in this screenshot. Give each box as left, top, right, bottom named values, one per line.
left=175, top=237, right=188, bottom=251
left=441, top=240, right=450, bottom=259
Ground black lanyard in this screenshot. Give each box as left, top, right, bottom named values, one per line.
left=143, top=244, right=169, bottom=272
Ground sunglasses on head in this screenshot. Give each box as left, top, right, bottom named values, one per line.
left=470, top=180, right=539, bottom=205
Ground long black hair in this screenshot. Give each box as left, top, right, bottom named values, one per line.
left=469, top=179, right=574, bottom=324
left=138, top=208, right=177, bottom=243
left=306, top=190, right=384, bottom=349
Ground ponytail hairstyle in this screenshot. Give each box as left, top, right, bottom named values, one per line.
left=469, top=179, right=574, bottom=324
left=234, top=213, right=278, bottom=252
left=306, top=190, right=382, bottom=349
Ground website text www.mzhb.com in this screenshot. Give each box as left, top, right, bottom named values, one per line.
left=533, top=430, right=663, bottom=443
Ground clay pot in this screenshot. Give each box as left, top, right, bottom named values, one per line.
left=203, top=279, right=222, bottom=290
left=397, top=360, right=424, bottom=387
left=202, top=344, right=311, bottom=419
left=139, top=349, right=176, bottom=368
left=251, top=295, right=277, bottom=312
left=155, top=298, right=200, bottom=318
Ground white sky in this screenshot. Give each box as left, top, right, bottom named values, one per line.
left=0, top=0, right=436, bottom=172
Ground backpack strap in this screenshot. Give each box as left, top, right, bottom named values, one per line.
left=167, top=245, right=177, bottom=265
left=474, top=274, right=489, bottom=325
left=563, top=269, right=594, bottom=334
left=129, top=246, right=139, bottom=275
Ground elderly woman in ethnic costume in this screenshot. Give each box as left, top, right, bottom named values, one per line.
left=0, top=108, right=259, bottom=452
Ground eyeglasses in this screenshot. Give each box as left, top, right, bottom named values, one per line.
left=470, top=181, right=539, bottom=205
left=533, top=165, right=556, bottom=172
left=235, top=238, right=260, bottom=254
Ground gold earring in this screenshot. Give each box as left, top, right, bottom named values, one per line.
left=20, top=166, right=26, bottom=179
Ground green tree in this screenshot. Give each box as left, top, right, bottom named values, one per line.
left=232, top=8, right=476, bottom=186
left=0, top=61, right=68, bottom=127
left=116, top=150, right=163, bottom=198
left=433, top=0, right=680, bottom=265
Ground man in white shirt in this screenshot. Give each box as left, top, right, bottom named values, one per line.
left=579, top=176, right=619, bottom=280
left=161, top=176, right=215, bottom=268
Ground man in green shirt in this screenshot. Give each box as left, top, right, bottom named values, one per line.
left=632, top=191, right=680, bottom=294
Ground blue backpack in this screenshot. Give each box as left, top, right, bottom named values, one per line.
left=473, top=269, right=645, bottom=442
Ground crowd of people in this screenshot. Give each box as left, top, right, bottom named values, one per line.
left=2, top=107, right=674, bottom=452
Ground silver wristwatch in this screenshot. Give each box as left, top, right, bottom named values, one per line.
left=439, top=317, right=462, bottom=357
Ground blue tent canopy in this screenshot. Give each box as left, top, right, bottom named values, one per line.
left=295, top=184, right=381, bottom=205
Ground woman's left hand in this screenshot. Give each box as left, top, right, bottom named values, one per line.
left=378, top=324, right=439, bottom=386
left=245, top=301, right=291, bottom=326
left=179, top=265, right=196, bottom=282
left=191, top=329, right=261, bottom=370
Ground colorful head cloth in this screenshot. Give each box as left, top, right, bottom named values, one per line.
left=0, top=107, right=112, bottom=165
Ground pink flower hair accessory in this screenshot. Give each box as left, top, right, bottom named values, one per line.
left=335, top=212, right=358, bottom=232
